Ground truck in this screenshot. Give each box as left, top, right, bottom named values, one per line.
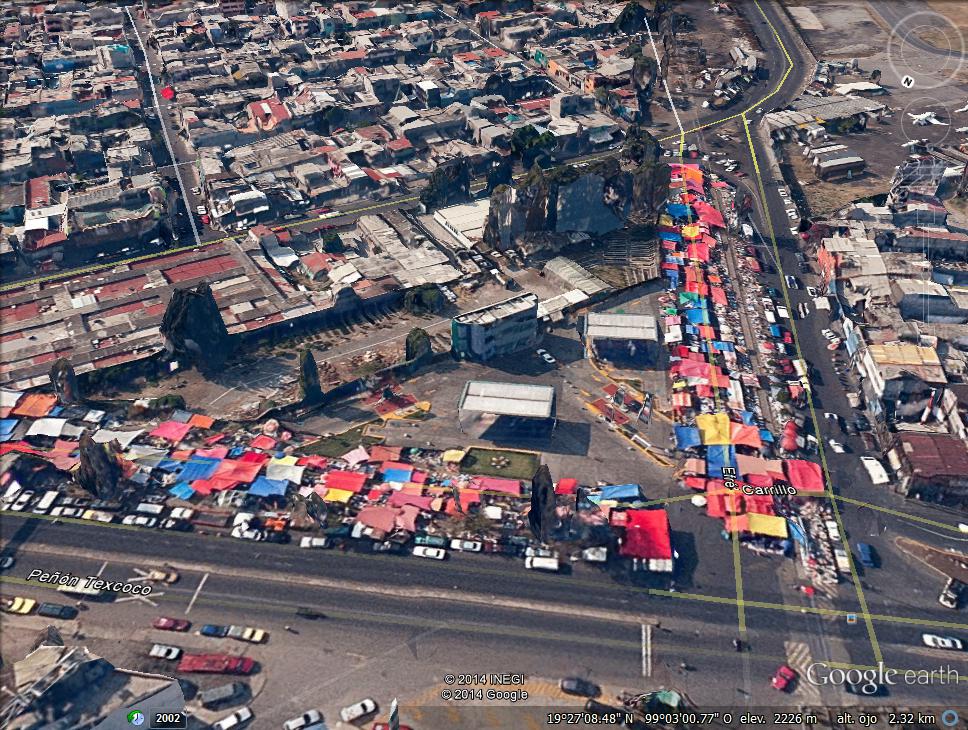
left=524, top=556, right=560, bottom=572
left=177, top=654, right=255, bottom=675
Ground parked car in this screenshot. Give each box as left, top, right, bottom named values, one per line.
left=771, top=664, right=797, bottom=691
left=149, top=644, right=183, bottom=660
left=412, top=546, right=446, bottom=560
left=827, top=439, right=845, bottom=454
left=559, top=677, right=601, bottom=698
left=0, top=556, right=14, bottom=570
left=36, top=602, right=78, bottom=620
left=784, top=275, right=799, bottom=289
left=154, top=616, right=191, bottom=632
left=49, top=506, right=85, bottom=518
left=196, top=205, right=207, bottom=216
left=449, top=539, right=483, bottom=552
left=199, top=624, right=230, bottom=638
left=299, top=536, right=330, bottom=549
left=536, top=348, right=556, bottom=365
left=922, top=633, right=963, bottom=650
left=2, top=597, right=37, bottom=615
left=199, top=682, right=247, bottom=710
left=939, top=578, right=964, bottom=609
left=145, top=568, right=179, bottom=584
left=227, top=626, right=267, bottom=644
left=122, top=515, right=158, bottom=528
left=212, top=707, right=252, bottom=730
left=284, top=709, right=323, bottom=730
left=339, top=699, right=377, bottom=723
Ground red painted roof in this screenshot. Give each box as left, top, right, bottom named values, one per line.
left=163, top=255, right=238, bottom=284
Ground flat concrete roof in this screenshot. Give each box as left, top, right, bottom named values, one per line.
left=459, top=380, right=555, bottom=418
left=585, top=312, right=657, bottom=341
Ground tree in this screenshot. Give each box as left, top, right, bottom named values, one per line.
left=75, top=432, right=122, bottom=500
left=405, top=327, right=432, bottom=363
left=420, top=158, right=471, bottom=209
left=160, top=283, right=233, bottom=375
left=485, top=158, right=513, bottom=194
left=49, top=358, right=81, bottom=405
left=299, top=349, right=322, bottom=403
left=403, top=284, right=443, bottom=315
left=615, top=0, right=646, bottom=34
left=528, top=465, right=557, bottom=543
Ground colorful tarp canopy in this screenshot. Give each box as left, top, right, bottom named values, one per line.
left=322, top=487, right=354, bottom=503
left=600, top=484, right=641, bottom=501
left=325, top=470, right=368, bottom=492
left=693, top=201, right=726, bottom=228
left=706, top=445, right=737, bottom=477
left=784, top=459, right=825, bottom=493
left=149, top=421, right=192, bottom=443
left=248, top=476, right=288, bottom=497
left=674, top=426, right=702, bottom=450
left=696, top=412, right=731, bottom=445
left=470, top=476, right=521, bottom=496
left=729, top=422, right=763, bottom=449
left=619, top=509, right=673, bottom=560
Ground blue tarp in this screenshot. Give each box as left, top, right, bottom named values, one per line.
left=155, top=458, right=183, bottom=472
left=666, top=255, right=685, bottom=265
left=177, top=455, right=221, bottom=482
left=168, top=482, right=195, bottom=500
left=666, top=271, right=680, bottom=288
left=666, top=203, right=691, bottom=219
left=600, top=484, right=642, bottom=501
left=706, top=445, right=737, bottom=477
left=659, top=231, right=683, bottom=241
left=760, top=428, right=775, bottom=443
left=740, top=411, right=755, bottom=425
left=248, top=476, right=288, bottom=497
left=675, top=426, right=702, bottom=450
left=0, top=419, right=18, bottom=436
left=685, top=308, right=710, bottom=325
left=228, top=447, right=245, bottom=458
left=170, top=409, right=193, bottom=423
left=769, top=324, right=782, bottom=337
left=382, top=467, right=413, bottom=482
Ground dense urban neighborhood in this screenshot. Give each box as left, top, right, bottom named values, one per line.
left=2, top=0, right=968, bottom=728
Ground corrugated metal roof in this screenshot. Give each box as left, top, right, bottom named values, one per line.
left=459, top=380, right=555, bottom=418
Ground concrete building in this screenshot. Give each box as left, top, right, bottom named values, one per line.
left=887, top=432, right=968, bottom=507
left=457, top=380, right=557, bottom=439
left=433, top=199, right=490, bottom=250
left=584, top=312, right=660, bottom=366
left=451, top=292, right=539, bottom=362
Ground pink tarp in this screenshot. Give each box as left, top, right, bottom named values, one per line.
left=325, top=470, right=368, bottom=492
left=620, top=509, right=673, bottom=560
left=710, top=286, right=728, bottom=306
left=693, top=201, right=726, bottom=228
left=191, top=476, right=238, bottom=494
left=195, top=446, right=229, bottom=459
left=356, top=505, right=396, bottom=533
left=239, top=451, right=269, bottom=465
left=213, top=459, right=262, bottom=483
left=470, top=476, right=522, bottom=496
left=388, top=491, right=434, bottom=510
left=784, top=459, right=826, bottom=493
left=297, top=455, right=329, bottom=470
left=730, top=423, right=763, bottom=449
left=686, top=242, right=710, bottom=261
left=149, top=421, right=192, bottom=443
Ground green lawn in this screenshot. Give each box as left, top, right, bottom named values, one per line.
left=460, top=447, right=540, bottom=481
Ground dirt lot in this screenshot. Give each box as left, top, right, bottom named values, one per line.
left=785, top=1, right=889, bottom=58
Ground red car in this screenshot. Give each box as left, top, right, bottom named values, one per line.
left=771, top=664, right=797, bottom=691
left=153, top=616, right=191, bottom=632
left=782, top=331, right=793, bottom=345
left=200, top=214, right=210, bottom=225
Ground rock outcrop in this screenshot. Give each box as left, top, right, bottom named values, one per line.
left=160, top=283, right=233, bottom=375
left=75, top=432, right=122, bottom=500
left=482, top=130, right=670, bottom=251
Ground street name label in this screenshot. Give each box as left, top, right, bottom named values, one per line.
left=721, top=466, right=797, bottom=495
left=27, top=569, right=154, bottom=595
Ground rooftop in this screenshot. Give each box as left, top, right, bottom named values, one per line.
left=458, top=380, right=555, bottom=418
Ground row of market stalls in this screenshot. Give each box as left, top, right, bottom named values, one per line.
left=658, top=165, right=831, bottom=564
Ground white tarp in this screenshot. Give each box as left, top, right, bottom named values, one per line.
left=26, top=418, right=68, bottom=438
left=94, top=428, right=144, bottom=449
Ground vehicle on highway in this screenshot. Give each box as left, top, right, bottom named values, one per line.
left=296, top=607, right=326, bottom=620
left=859, top=457, right=889, bottom=485
left=784, top=275, right=799, bottom=290
left=559, top=677, right=601, bottom=698
left=827, top=439, right=845, bottom=454
left=149, top=644, right=183, bottom=660
left=227, top=625, right=267, bottom=643
left=339, top=698, right=377, bottom=723
left=806, top=286, right=819, bottom=297
left=154, top=616, right=191, bottom=632
left=856, top=542, right=876, bottom=569
left=212, top=707, right=253, bottom=730
left=283, top=709, right=323, bottom=730
left=922, top=634, right=963, bottom=651
left=177, top=654, right=255, bottom=675
left=196, top=205, right=207, bottom=215
left=771, top=664, right=797, bottom=691
left=0, top=556, right=14, bottom=570
left=230, top=525, right=265, bottom=541
left=199, top=682, right=248, bottom=709
left=145, top=568, right=179, bottom=584
left=536, top=348, right=556, bottom=365
left=796, top=303, right=809, bottom=319
left=122, top=514, right=158, bottom=528
left=2, top=597, right=37, bottom=615
left=299, top=536, right=330, bottom=549
left=412, top=545, right=446, bottom=560
left=36, top=602, right=78, bottom=620
left=199, top=624, right=231, bottom=638
left=939, top=578, right=964, bottom=609
left=524, top=556, right=560, bottom=572
left=449, top=539, right=483, bottom=552
left=190, top=187, right=201, bottom=195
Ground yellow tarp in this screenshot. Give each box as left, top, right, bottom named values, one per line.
left=747, top=513, right=788, bottom=538
left=322, top=488, right=353, bottom=503
left=659, top=214, right=674, bottom=227
left=269, top=455, right=299, bottom=466
left=681, top=224, right=702, bottom=240
left=442, top=449, right=466, bottom=463
left=696, top=412, right=731, bottom=445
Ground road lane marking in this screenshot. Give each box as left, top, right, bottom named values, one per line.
left=185, top=572, right=208, bottom=615
left=96, top=560, right=108, bottom=577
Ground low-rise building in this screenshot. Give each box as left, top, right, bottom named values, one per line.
left=451, top=293, right=540, bottom=362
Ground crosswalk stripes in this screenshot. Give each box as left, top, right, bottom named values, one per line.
left=784, top=640, right=823, bottom=704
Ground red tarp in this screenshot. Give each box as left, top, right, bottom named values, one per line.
left=693, top=201, right=726, bottom=228
left=710, top=286, right=728, bottom=306
left=213, top=459, right=262, bottom=483
left=470, top=476, right=522, bottom=496
left=296, top=455, right=329, bottom=470
left=684, top=475, right=706, bottom=490
left=619, top=509, right=673, bottom=560
left=238, top=451, right=269, bottom=465
left=730, top=423, right=763, bottom=449
left=784, top=459, right=826, bottom=493
left=195, top=446, right=229, bottom=459
left=686, top=242, right=710, bottom=261
left=325, top=470, right=368, bottom=492
left=555, top=478, right=579, bottom=495
left=781, top=420, right=799, bottom=452
left=744, top=494, right=776, bottom=515
left=388, top=490, right=434, bottom=510
left=707, top=492, right=727, bottom=518
left=249, top=435, right=276, bottom=450
left=149, top=421, right=192, bottom=443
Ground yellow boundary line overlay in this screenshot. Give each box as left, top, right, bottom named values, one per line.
left=739, top=111, right=882, bottom=663
left=657, top=0, right=794, bottom=144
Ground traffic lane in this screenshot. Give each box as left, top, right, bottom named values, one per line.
left=3, top=515, right=824, bottom=614
left=867, top=0, right=968, bottom=59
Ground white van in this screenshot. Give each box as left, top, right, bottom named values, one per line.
left=32, top=490, right=60, bottom=514
left=776, top=305, right=790, bottom=320
left=135, top=502, right=165, bottom=516
left=525, top=556, right=560, bottom=572
left=764, top=309, right=776, bottom=325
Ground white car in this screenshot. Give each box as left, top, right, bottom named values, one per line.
left=122, top=515, right=158, bottom=528
left=10, top=491, right=34, bottom=511
left=786, top=209, right=799, bottom=220
left=50, top=506, right=85, bottom=518
left=169, top=507, right=195, bottom=520
left=339, top=698, right=377, bottom=723
left=796, top=303, right=810, bottom=319
left=149, top=643, right=182, bottom=660
left=806, top=287, right=819, bottom=297
left=536, top=348, right=556, bottom=365
left=196, top=205, right=207, bottom=215
left=299, top=536, right=330, bottom=549
left=190, top=187, right=201, bottom=195
left=231, top=525, right=265, bottom=541
left=449, top=539, right=483, bottom=552
left=860, top=457, right=890, bottom=485
left=820, top=329, right=836, bottom=341
left=777, top=187, right=789, bottom=197
left=283, top=710, right=322, bottom=730
left=784, top=275, right=799, bottom=289
left=922, top=634, right=963, bottom=651
left=790, top=227, right=799, bottom=236
left=412, top=546, right=446, bottom=560
left=827, top=439, right=845, bottom=454
left=213, top=707, right=253, bottom=730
